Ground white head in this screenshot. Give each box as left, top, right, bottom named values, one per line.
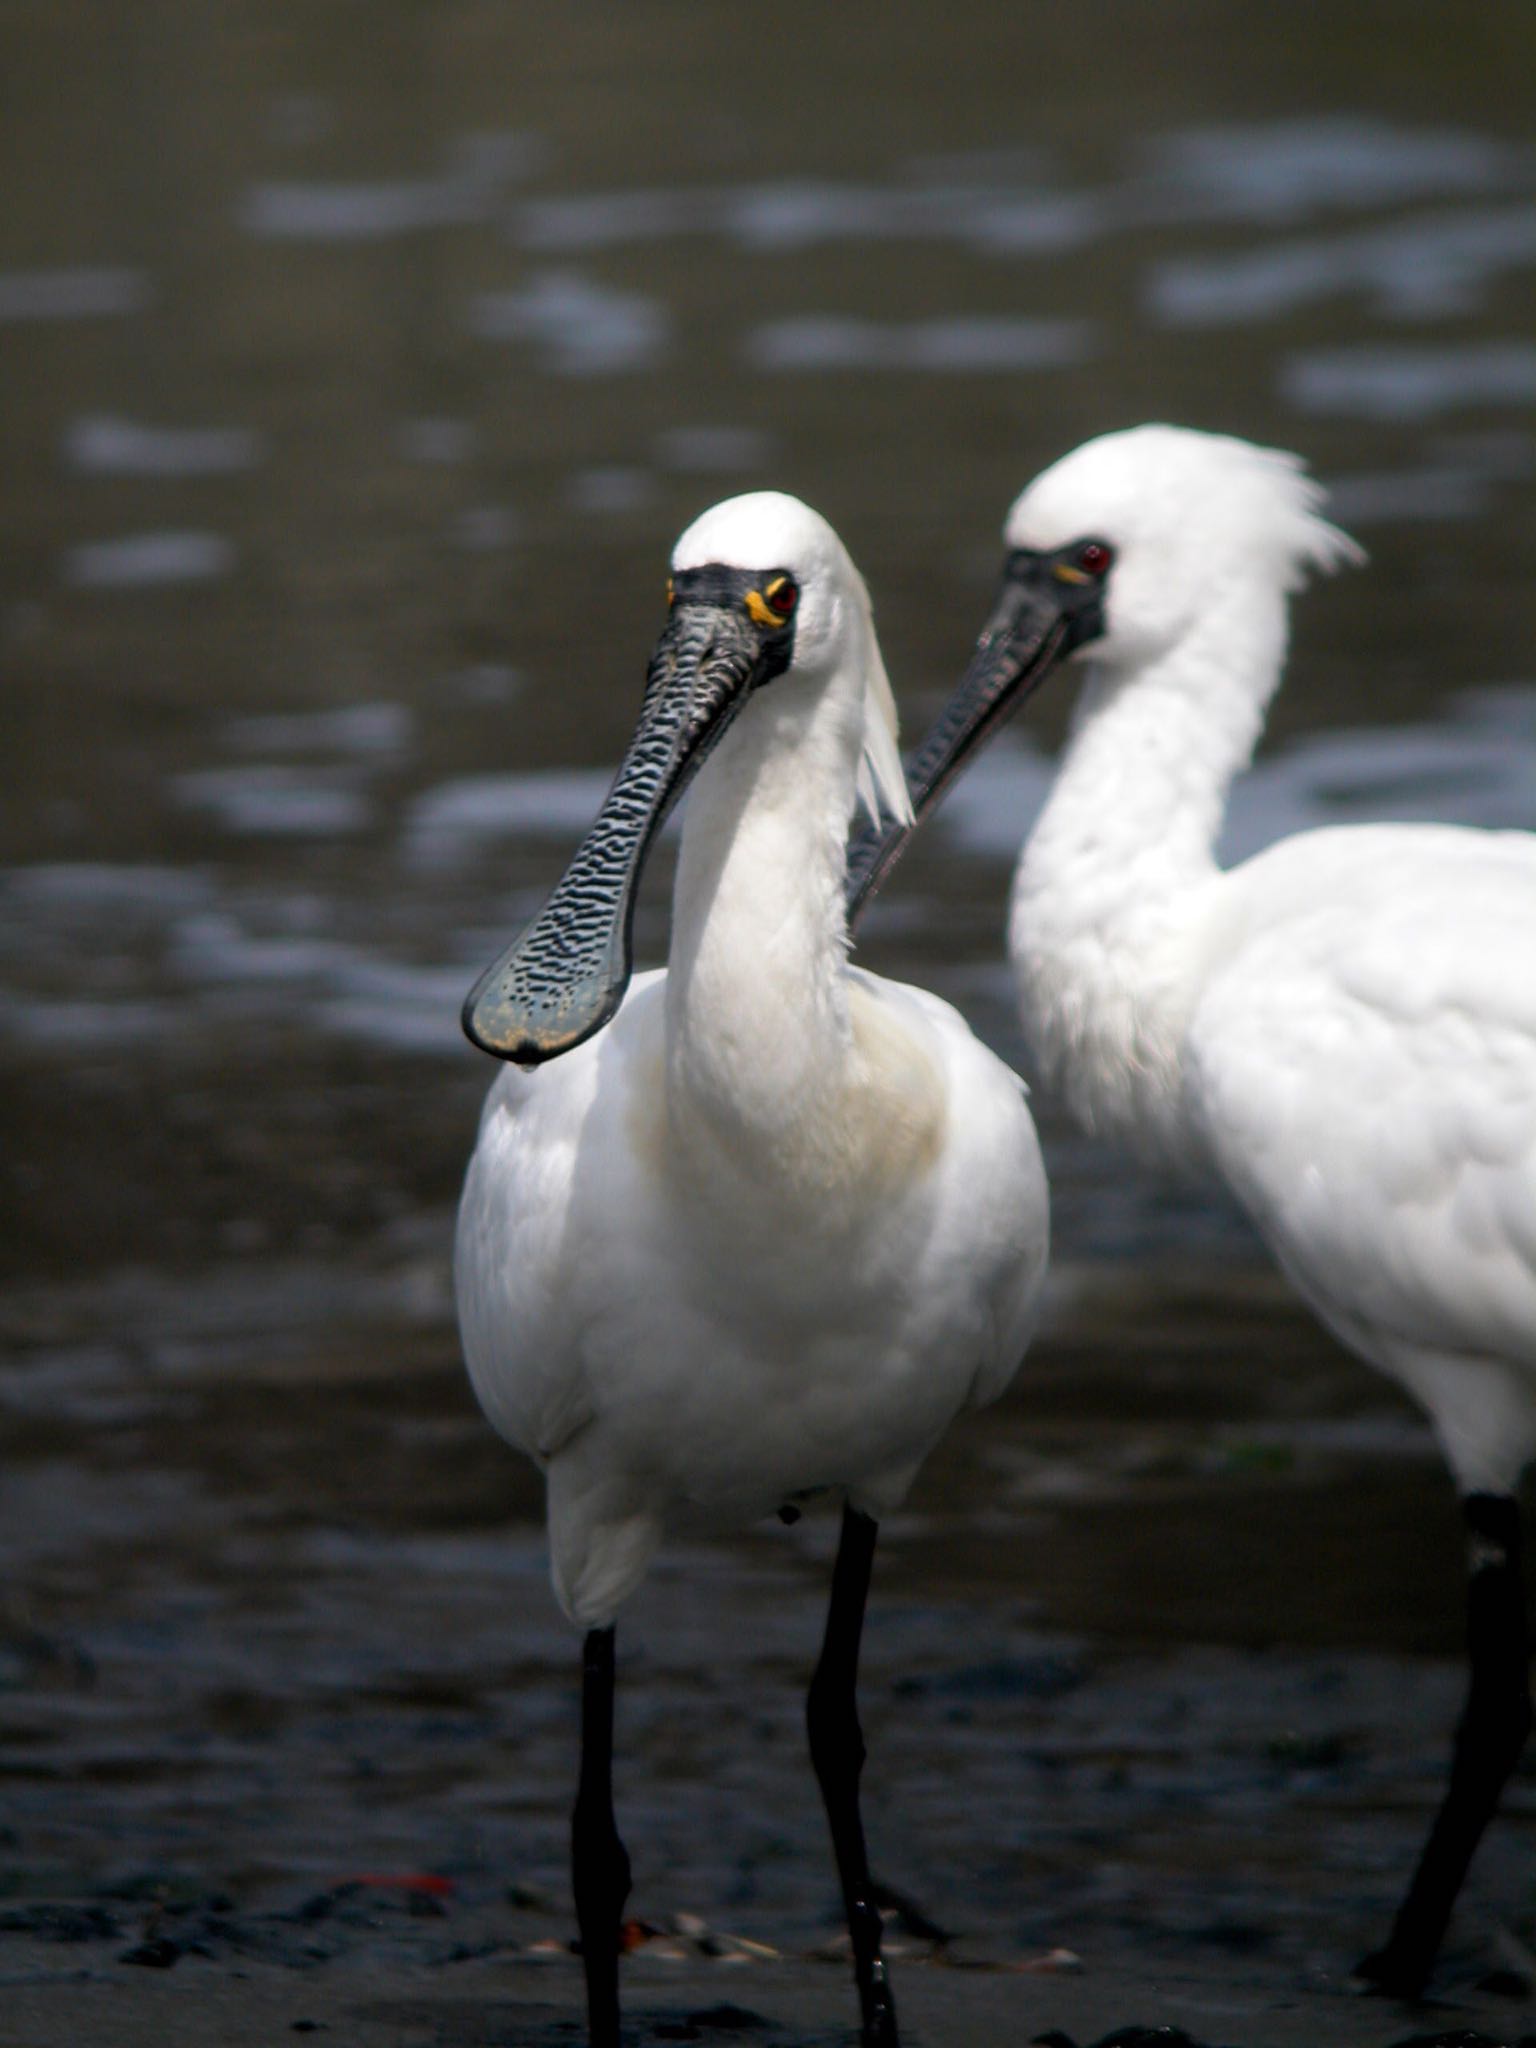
left=671, top=491, right=911, bottom=827
left=1003, top=424, right=1361, bottom=675
left=850, top=426, right=1364, bottom=950
left=463, top=491, right=908, bottom=1064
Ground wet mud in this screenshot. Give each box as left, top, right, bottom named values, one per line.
left=5, top=1251, right=1536, bottom=2045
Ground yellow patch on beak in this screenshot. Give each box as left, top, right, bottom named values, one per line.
left=666, top=577, right=675, bottom=606
left=1053, top=563, right=1090, bottom=585
left=745, top=588, right=780, bottom=628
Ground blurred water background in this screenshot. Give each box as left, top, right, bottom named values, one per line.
left=3, top=0, right=1536, bottom=2021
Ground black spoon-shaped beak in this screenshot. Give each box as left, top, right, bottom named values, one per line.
left=463, top=602, right=779, bottom=1064
left=843, top=551, right=1104, bottom=922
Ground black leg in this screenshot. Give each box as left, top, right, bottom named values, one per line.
left=1356, top=1491, right=1532, bottom=1998
left=807, top=1502, right=899, bottom=2048
left=573, top=1625, right=631, bottom=2048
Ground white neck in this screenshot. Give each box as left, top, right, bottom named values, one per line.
left=659, top=661, right=949, bottom=1237
left=663, top=670, right=861, bottom=1190
left=1013, top=576, right=1289, bottom=1153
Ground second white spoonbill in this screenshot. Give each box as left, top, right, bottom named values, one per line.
left=456, top=492, right=1049, bottom=2048
left=852, top=423, right=1536, bottom=2000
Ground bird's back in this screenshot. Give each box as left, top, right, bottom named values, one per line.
left=1185, top=823, right=1536, bottom=1411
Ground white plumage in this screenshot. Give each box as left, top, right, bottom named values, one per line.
left=457, top=958, right=1044, bottom=1621
left=455, top=490, right=1047, bottom=2047
left=1002, top=428, right=1536, bottom=1500
left=457, top=492, right=1046, bottom=1624
left=916, top=422, right=1535, bottom=1997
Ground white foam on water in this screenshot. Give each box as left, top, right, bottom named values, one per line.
left=401, top=769, right=614, bottom=868
left=62, top=531, right=235, bottom=589
left=747, top=315, right=1095, bottom=373
left=1137, top=117, right=1533, bottom=224
left=514, top=176, right=1108, bottom=257
left=174, top=766, right=371, bottom=836
left=1322, top=426, right=1534, bottom=528
left=317, top=966, right=476, bottom=1057
left=962, top=190, right=1109, bottom=254
left=506, top=125, right=1529, bottom=278
left=169, top=910, right=359, bottom=987
left=223, top=702, right=414, bottom=759
left=1281, top=340, right=1536, bottom=421
left=515, top=187, right=705, bottom=250
left=63, top=415, right=264, bottom=477
left=1, top=864, right=215, bottom=917
left=1325, top=464, right=1499, bottom=525
left=468, top=271, right=669, bottom=375
left=0, top=992, right=177, bottom=1050
left=156, top=899, right=489, bottom=1057
left=240, top=131, right=538, bottom=241
left=170, top=904, right=484, bottom=1057
left=1151, top=203, right=1536, bottom=327
left=0, top=267, right=152, bottom=322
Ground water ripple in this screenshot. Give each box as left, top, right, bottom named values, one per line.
left=515, top=176, right=1110, bottom=257
left=402, top=769, right=614, bottom=868
left=223, top=702, right=414, bottom=759
left=507, top=123, right=1533, bottom=267
left=468, top=272, right=669, bottom=375
left=0, top=267, right=152, bottom=322
left=1137, top=116, right=1534, bottom=223
left=240, top=132, right=539, bottom=241
left=1151, top=202, right=1536, bottom=327
left=748, top=314, right=1095, bottom=373
left=1281, top=339, right=1536, bottom=420
left=63, top=415, right=264, bottom=478
left=62, top=532, right=235, bottom=590
left=174, top=766, right=371, bottom=836
left=1325, top=428, right=1535, bottom=526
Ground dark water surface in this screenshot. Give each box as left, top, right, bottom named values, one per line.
left=4, top=3, right=1536, bottom=2039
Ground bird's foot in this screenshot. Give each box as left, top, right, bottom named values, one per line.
left=1352, top=1940, right=1431, bottom=2000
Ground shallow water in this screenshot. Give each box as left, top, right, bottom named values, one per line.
left=3, top=1, right=1536, bottom=2033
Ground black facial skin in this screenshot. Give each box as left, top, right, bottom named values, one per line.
left=462, top=566, right=799, bottom=1065
left=842, top=538, right=1111, bottom=920
left=671, top=561, right=800, bottom=654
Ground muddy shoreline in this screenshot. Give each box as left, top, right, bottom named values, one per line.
left=5, top=1247, right=1535, bottom=2046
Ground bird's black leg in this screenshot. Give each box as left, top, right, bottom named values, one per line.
left=573, top=1625, right=631, bottom=2048
left=807, top=1502, right=899, bottom=2048
left=1356, top=1490, right=1532, bottom=1998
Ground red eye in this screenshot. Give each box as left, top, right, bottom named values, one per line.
left=766, top=576, right=798, bottom=615
left=1076, top=541, right=1113, bottom=577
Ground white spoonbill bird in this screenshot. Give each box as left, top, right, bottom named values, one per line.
left=851, top=424, right=1536, bottom=1999
left=455, top=492, right=1049, bottom=2048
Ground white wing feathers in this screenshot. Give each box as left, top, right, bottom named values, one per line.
left=1188, top=827, right=1536, bottom=1370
